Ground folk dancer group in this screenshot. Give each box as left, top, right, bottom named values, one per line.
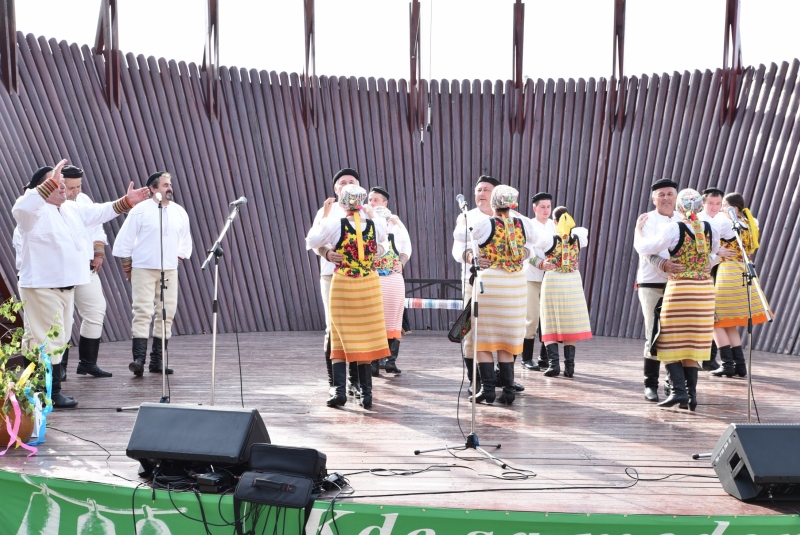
left=634, top=179, right=772, bottom=410
left=13, top=161, right=193, bottom=408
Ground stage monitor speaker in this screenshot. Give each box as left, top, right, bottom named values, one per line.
left=126, top=403, right=270, bottom=475
left=711, top=423, right=800, bottom=501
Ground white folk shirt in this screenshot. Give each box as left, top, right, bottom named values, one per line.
left=635, top=219, right=721, bottom=259
left=524, top=217, right=557, bottom=282
left=531, top=226, right=589, bottom=253
left=112, top=199, right=192, bottom=269
left=308, top=203, right=348, bottom=276
left=633, top=210, right=682, bottom=286
left=305, top=211, right=389, bottom=253
left=380, top=219, right=412, bottom=260
left=13, top=189, right=120, bottom=288
left=75, top=192, right=109, bottom=261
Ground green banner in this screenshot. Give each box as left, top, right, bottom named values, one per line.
left=1, top=470, right=796, bottom=534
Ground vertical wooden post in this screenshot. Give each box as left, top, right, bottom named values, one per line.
left=201, top=0, right=220, bottom=119
left=510, top=0, right=525, bottom=134
left=302, top=0, right=317, bottom=128
left=0, top=0, right=17, bottom=93
left=610, top=0, right=625, bottom=131
left=94, top=0, right=120, bottom=109
left=721, top=0, right=742, bottom=125
left=409, top=0, right=423, bottom=135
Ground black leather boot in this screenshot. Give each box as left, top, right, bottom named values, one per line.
left=536, top=341, right=548, bottom=369
left=149, top=337, right=173, bottom=374
left=465, top=357, right=475, bottom=395
left=496, top=360, right=524, bottom=391
left=684, top=366, right=698, bottom=411
left=51, top=371, right=78, bottom=408
left=60, top=347, right=69, bottom=382
left=348, top=361, right=362, bottom=398
left=563, top=345, right=575, bottom=378
left=658, top=362, right=689, bottom=408
left=129, top=338, right=148, bottom=377
left=643, top=358, right=660, bottom=402
left=76, top=336, right=112, bottom=377
left=370, top=360, right=380, bottom=377
left=702, top=340, right=720, bottom=371
left=470, top=362, right=496, bottom=404
left=496, top=362, right=516, bottom=405
left=325, top=343, right=333, bottom=388
left=385, top=339, right=401, bottom=373
left=731, top=345, right=747, bottom=377
left=357, top=364, right=373, bottom=409
left=510, top=355, right=524, bottom=391
left=520, top=338, right=539, bottom=370
left=327, top=362, right=347, bottom=407
left=542, top=344, right=561, bottom=377
left=710, top=345, right=735, bottom=377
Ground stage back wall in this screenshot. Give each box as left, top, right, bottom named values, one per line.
left=1, top=33, right=799, bottom=354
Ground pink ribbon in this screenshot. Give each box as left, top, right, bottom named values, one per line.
left=1, top=383, right=38, bottom=457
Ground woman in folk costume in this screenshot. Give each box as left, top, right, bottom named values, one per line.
left=466, top=185, right=534, bottom=405
left=532, top=206, right=592, bottom=378
left=634, top=188, right=720, bottom=410
left=305, top=185, right=390, bottom=409
left=710, top=192, right=773, bottom=379
left=369, top=188, right=412, bottom=376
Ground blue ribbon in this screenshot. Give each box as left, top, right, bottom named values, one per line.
left=24, top=344, right=52, bottom=446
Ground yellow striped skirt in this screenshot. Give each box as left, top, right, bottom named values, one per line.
left=540, top=271, right=592, bottom=343
left=714, top=260, right=772, bottom=328
left=474, top=268, right=526, bottom=354
left=655, top=278, right=715, bottom=362
left=380, top=272, right=405, bottom=339
left=329, top=272, right=391, bottom=363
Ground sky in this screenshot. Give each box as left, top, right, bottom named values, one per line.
left=15, top=0, right=800, bottom=83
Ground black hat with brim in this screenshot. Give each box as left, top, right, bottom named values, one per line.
left=62, top=165, right=84, bottom=179
left=25, top=166, right=54, bottom=190
left=702, top=187, right=725, bottom=197
left=476, top=175, right=501, bottom=187
left=651, top=178, right=679, bottom=192
left=370, top=186, right=390, bottom=201
left=146, top=172, right=167, bottom=188
left=332, top=168, right=360, bottom=188
left=531, top=192, right=552, bottom=204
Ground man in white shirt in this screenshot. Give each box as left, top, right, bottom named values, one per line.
left=520, top=192, right=556, bottom=371
left=697, top=186, right=731, bottom=371
left=13, top=160, right=150, bottom=407
left=633, top=178, right=684, bottom=403
left=452, top=175, right=525, bottom=394
left=112, top=172, right=193, bottom=377
left=308, top=168, right=361, bottom=396
left=58, top=165, right=113, bottom=380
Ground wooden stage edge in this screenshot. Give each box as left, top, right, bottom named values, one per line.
left=3, top=331, right=799, bottom=517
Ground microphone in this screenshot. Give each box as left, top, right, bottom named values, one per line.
left=727, top=206, right=741, bottom=230
left=229, top=197, right=247, bottom=207
left=456, top=194, right=468, bottom=214
left=155, top=192, right=162, bottom=203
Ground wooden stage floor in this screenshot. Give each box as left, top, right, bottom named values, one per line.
left=3, top=331, right=799, bottom=517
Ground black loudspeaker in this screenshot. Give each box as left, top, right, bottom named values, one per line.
left=711, top=423, right=800, bottom=501
left=126, top=403, right=270, bottom=475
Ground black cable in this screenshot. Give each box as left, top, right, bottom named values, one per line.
left=48, top=426, right=141, bottom=484
left=769, top=494, right=800, bottom=516
left=131, top=481, right=146, bottom=535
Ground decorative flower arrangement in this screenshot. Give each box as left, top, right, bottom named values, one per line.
left=1, top=298, right=55, bottom=455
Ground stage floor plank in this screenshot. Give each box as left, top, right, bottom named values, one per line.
left=3, top=332, right=799, bottom=516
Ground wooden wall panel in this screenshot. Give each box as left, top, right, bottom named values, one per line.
left=2, top=33, right=799, bottom=354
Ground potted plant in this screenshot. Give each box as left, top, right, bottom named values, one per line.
left=1, top=298, right=54, bottom=450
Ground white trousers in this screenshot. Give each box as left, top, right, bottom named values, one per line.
left=320, top=275, right=332, bottom=351
left=131, top=268, right=179, bottom=340
left=524, top=281, right=542, bottom=339
left=18, top=286, right=74, bottom=365
left=638, top=287, right=665, bottom=360
left=74, top=272, right=106, bottom=339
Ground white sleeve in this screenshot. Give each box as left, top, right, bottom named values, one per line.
left=112, top=212, right=138, bottom=258
left=717, top=218, right=736, bottom=240
left=452, top=213, right=468, bottom=263
left=635, top=224, right=680, bottom=255
left=521, top=217, right=537, bottom=254
left=77, top=201, right=121, bottom=228
left=469, top=216, right=492, bottom=245
left=572, top=227, right=589, bottom=248
left=11, top=190, right=46, bottom=232
left=372, top=217, right=388, bottom=244
left=393, top=223, right=412, bottom=258
left=91, top=224, right=108, bottom=245
left=306, top=217, right=342, bottom=250
left=178, top=212, right=193, bottom=259
left=532, top=231, right=555, bottom=252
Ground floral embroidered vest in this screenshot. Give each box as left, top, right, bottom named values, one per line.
left=478, top=217, right=526, bottom=272
left=333, top=218, right=378, bottom=277
left=668, top=221, right=712, bottom=280
left=374, top=234, right=401, bottom=276
left=544, top=234, right=581, bottom=273
left=720, top=223, right=756, bottom=263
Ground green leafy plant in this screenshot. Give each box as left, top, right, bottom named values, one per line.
left=0, top=298, right=54, bottom=416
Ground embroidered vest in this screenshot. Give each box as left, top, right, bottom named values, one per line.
left=478, top=217, right=526, bottom=272
left=333, top=218, right=378, bottom=277
left=668, top=221, right=712, bottom=280
left=544, top=234, right=581, bottom=273
left=720, top=223, right=756, bottom=263
left=374, top=234, right=401, bottom=276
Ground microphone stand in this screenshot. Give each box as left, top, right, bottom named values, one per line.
left=415, top=204, right=507, bottom=469
left=158, top=195, right=169, bottom=403
left=730, top=220, right=773, bottom=423
left=201, top=203, right=244, bottom=406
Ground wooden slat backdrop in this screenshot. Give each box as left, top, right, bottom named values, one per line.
left=1, top=33, right=799, bottom=354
